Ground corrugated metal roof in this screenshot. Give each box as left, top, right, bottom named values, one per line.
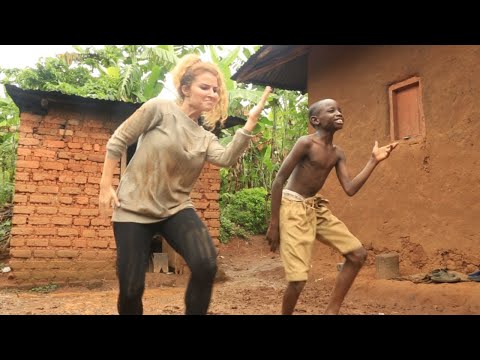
left=231, top=45, right=311, bottom=92
left=5, top=84, right=142, bottom=116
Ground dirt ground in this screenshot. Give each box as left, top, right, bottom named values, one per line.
left=0, top=235, right=479, bottom=315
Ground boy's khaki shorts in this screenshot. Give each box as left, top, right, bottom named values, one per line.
left=279, top=190, right=363, bottom=282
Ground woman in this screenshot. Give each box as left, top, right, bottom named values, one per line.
left=99, top=54, right=272, bottom=315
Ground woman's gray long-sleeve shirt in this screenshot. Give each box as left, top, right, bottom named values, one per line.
left=106, top=98, right=253, bottom=223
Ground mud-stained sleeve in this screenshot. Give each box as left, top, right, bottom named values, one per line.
left=206, top=128, right=254, bottom=167
left=106, top=99, right=165, bottom=160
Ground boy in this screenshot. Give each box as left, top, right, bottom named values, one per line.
left=266, top=99, right=398, bottom=315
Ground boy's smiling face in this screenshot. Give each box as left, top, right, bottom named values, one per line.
left=310, top=99, right=344, bottom=131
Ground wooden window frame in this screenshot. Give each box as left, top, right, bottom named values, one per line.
left=388, top=76, right=426, bottom=143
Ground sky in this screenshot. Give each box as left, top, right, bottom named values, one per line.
left=0, top=45, right=79, bottom=69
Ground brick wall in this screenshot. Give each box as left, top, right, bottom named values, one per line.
left=9, top=104, right=221, bottom=286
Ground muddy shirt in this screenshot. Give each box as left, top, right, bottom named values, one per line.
left=106, top=98, right=253, bottom=223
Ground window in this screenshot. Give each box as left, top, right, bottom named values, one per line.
left=388, top=76, right=425, bottom=142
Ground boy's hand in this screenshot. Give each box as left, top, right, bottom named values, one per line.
left=266, top=221, right=280, bottom=252
left=372, top=141, right=398, bottom=163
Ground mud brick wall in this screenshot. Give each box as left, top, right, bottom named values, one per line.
left=8, top=101, right=221, bottom=286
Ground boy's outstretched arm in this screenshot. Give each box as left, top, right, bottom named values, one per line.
left=267, top=137, right=310, bottom=252
left=243, top=86, right=273, bottom=132
left=336, top=141, right=398, bottom=196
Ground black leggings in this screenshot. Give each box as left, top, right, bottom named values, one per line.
left=113, top=208, right=217, bottom=315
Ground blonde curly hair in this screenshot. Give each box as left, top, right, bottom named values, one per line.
left=171, top=54, right=228, bottom=130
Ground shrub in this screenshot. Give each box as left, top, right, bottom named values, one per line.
left=220, top=187, right=270, bottom=243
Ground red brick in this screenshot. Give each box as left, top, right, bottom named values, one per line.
left=10, top=238, right=26, bottom=247
left=91, top=219, right=111, bottom=226
left=59, top=129, right=73, bottom=136
left=204, top=211, right=219, bottom=219
left=75, top=196, right=89, bottom=205
left=13, top=206, right=35, bottom=214
left=210, top=183, right=221, bottom=191
left=74, top=153, right=88, bottom=161
left=50, top=238, right=72, bottom=246
left=74, top=176, right=87, bottom=184
left=12, top=216, right=27, bottom=225
left=208, top=220, right=220, bottom=227
left=87, top=177, right=100, bottom=184
left=82, top=251, right=98, bottom=259
left=13, top=194, right=28, bottom=203
left=37, top=128, right=58, bottom=136
left=67, top=142, right=82, bottom=149
left=97, top=230, right=113, bottom=238
left=88, top=154, right=105, bottom=163
left=84, top=187, right=98, bottom=196
left=21, top=113, right=42, bottom=122
left=35, top=206, right=58, bottom=214
left=16, top=160, right=40, bottom=169
left=83, top=165, right=98, bottom=173
left=21, top=261, right=51, bottom=269
left=80, top=208, right=98, bottom=216
left=33, top=149, right=56, bottom=158
left=19, top=124, right=33, bottom=133
left=28, top=216, right=50, bottom=225
left=11, top=227, right=33, bottom=235
left=45, top=140, right=65, bottom=148
left=58, top=175, right=74, bottom=183
left=82, top=229, right=96, bottom=238
left=57, top=250, right=78, bottom=258
left=205, top=193, right=219, bottom=200
left=48, top=261, right=73, bottom=270
left=26, top=238, right=49, bottom=247
left=61, top=187, right=82, bottom=194
left=30, top=195, right=52, bottom=204
left=58, top=207, right=81, bottom=215
left=73, top=239, right=87, bottom=248
left=35, top=227, right=57, bottom=236
left=15, top=184, right=37, bottom=193
left=32, top=173, right=56, bottom=181
left=59, top=196, right=73, bottom=204
left=194, top=201, right=208, bottom=209
left=57, top=228, right=79, bottom=236
left=58, top=152, right=73, bottom=159
left=37, top=185, right=59, bottom=194
left=67, top=164, right=83, bottom=172
left=15, top=172, right=30, bottom=181
left=191, top=192, right=201, bottom=199
left=18, top=138, right=40, bottom=146
left=51, top=217, right=72, bottom=225
left=73, top=218, right=90, bottom=226
left=17, top=148, right=32, bottom=156
left=11, top=249, right=32, bottom=258
left=42, top=161, right=65, bottom=170
left=89, top=240, right=109, bottom=248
